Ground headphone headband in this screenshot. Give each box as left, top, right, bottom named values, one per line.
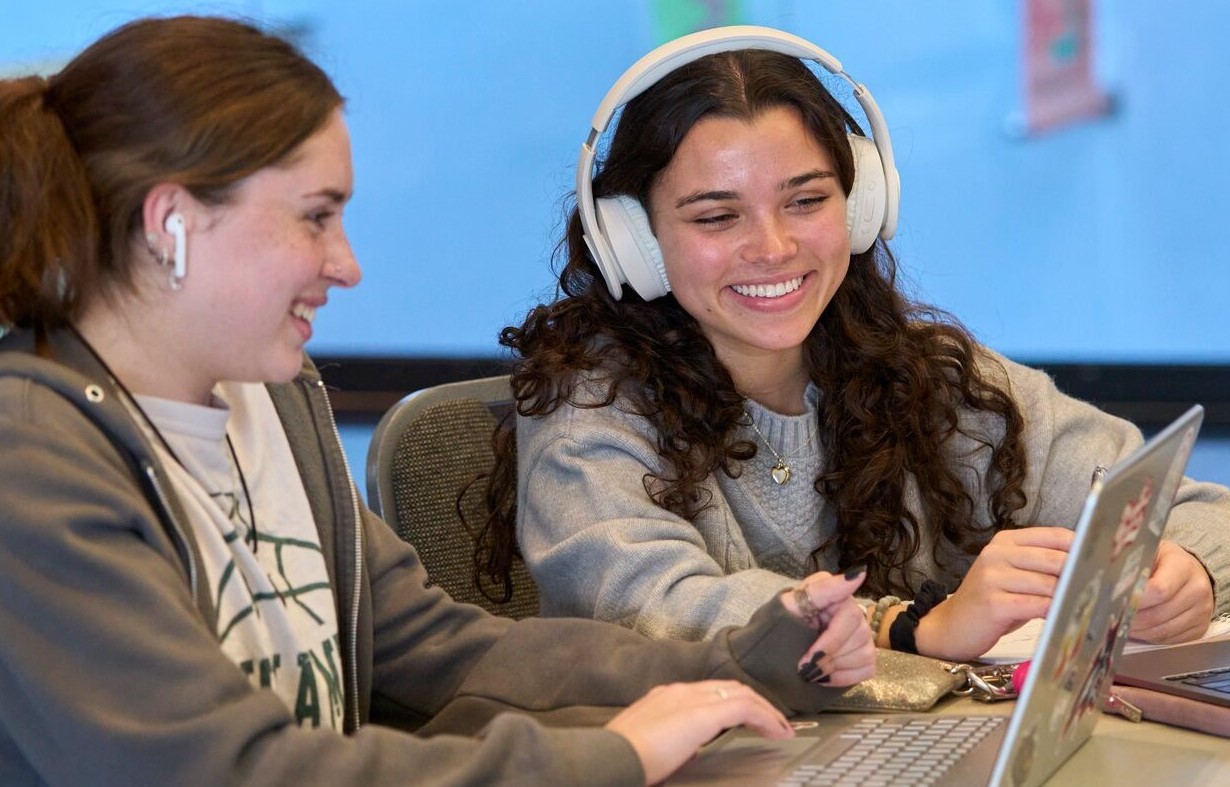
left=586, top=26, right=844, bottom=136
left=578, top=25, right=901, bottom=300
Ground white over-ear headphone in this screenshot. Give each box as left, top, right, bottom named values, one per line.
left=576, top=25, right=901, bottom=301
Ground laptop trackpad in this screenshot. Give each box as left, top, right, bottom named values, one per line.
left=667, top=736, right=825, bottom=785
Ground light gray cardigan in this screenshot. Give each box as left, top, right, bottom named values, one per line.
left=516, top=349, right=1230, bottom=641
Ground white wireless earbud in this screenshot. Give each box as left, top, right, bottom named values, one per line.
left=164, top=213, right=187, bottom=287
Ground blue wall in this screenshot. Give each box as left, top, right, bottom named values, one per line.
left=4, top=1, right=1228, bottom=363
left=5, top=1, right=1229, bottom=491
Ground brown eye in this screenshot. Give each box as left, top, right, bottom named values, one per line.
left=695, top=212, right=736, bottom=226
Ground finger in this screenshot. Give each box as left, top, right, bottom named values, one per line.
left=1135, top=570, right=1183, bottom=610
left=979, top=589, right=1054, bottom=625
left=825, top=659, right=877, bottom=687
left=970, top=567, right=1063, bottom=599
left=731, top=696, right=795, bottom=740
left=704, top=681, right=794, bottom=739
left=798, top=608, right=874, bottom=682
left=998, top=526, right=1077, bottom=549
left=606, top=682, right=792, bottom=784
left=1132, top=590, right=1213, bottom=643
left=1131, top=611, right=1210, bottom=644
left=798, top=566, right=867, bottom=612
left=813, top=638, right=878, bottom=687
left=1001, top=545, right=1071, bottom=577
left=798, top=600, right=867, bottom=663
left=1135, top=580, right=1167, bottom=610
left=1138, top=545, right=1213, bottom=618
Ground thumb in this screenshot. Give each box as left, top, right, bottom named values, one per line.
left=801, top=565, right=867, bottom=610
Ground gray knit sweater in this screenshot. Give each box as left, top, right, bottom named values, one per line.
left=515, top=348, right=1230, bottom=641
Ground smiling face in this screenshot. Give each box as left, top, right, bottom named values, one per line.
left=171, top=109, right=359, bottom=399
left=647, top=105, right=851, bottom=394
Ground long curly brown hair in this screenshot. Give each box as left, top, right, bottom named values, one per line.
left=475, top=49, right=1027, bottom=600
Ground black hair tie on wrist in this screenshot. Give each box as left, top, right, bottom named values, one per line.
left=888, top=580, right=949, bottom=654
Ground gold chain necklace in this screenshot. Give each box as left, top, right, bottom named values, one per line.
left=743, top=409, right=817, bottom=486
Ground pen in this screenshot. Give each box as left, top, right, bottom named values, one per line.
left=1091, top=464, right=1108, bottom=488
left=1010, top=660, right=1143, bottom=722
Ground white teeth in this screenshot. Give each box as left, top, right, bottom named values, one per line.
left=731, top=276, right=804, bottom=298
left=292, top=304, right=317, bottom=323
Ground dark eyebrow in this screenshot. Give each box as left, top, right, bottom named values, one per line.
left=782, top=169, right=837, bottom=190
left=674, top=170, right=838, bottom=209
left=304, top=188, right=350, bottom=204
left=675, top=189, right=737, bottom=209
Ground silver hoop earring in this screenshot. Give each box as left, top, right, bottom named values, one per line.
left=148, top=244, right=182, bottom=290
left=147, top=241, right=169, bottom=268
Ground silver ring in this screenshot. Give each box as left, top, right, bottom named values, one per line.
left=714, top=687, right=728, bottom=700
left=793, top=586, right=823, bottom=626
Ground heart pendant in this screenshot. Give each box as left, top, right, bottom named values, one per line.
left=770, top=461, right=791, bottom=485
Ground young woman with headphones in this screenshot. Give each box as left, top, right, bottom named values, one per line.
left=0, top=16, right=878, bottom=786
left=479, top=26, right=1230, bottom=661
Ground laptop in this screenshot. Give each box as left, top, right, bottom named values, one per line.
left=1116, top=635, right=1230, bottom=709
left=669, top=404, right=1204, bottom=787
left=1116, top=583, right=1230, bottom=705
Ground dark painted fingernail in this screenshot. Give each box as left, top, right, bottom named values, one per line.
left=813, top=674, right=832, bottom=685
left=798, top=662, right=822, bottom=681
left=808, top=651, right=826, bottom=668
left=844, top=564, right=867, bottom=580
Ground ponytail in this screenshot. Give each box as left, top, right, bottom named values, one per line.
left=0, top=75, right=98, bottom=329
left=1, top=16, right=343, bottom=332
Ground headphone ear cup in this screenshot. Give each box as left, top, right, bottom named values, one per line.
left=845, top=134, right=887, bottom=254
left=594, top=194, right=671, bottom=300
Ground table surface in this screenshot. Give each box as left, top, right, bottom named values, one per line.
left=669, top=693, right=1230, bottom=785
left=931, top=693, right=1230, bottom=784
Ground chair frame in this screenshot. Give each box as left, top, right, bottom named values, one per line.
left=365, top=374, right=513, bottom=522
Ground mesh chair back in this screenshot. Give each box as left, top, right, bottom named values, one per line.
left=367, top=377, right=539, bottom=619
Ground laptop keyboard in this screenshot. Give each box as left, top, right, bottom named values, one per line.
left=1172, top=666, right=1230, bottom=694
left=778, top=715, right=1005, bottom=787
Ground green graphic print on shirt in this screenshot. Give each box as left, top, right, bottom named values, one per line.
left=208, top=486, right=343, bottom=730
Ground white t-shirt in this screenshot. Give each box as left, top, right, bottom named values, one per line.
left=133, top=382, right=342, bottom=730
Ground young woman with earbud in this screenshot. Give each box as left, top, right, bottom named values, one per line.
left=0, top=16, right=878, bottom=786
left=479, top=26, right=1230, bottom=663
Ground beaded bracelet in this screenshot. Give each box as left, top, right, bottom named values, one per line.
left=888, top=580, right=948, bottom=654
left=868, top=594, right=902, bottom=637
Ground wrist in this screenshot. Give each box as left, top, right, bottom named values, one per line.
left=867, top=595, right=903, bottom=645
left=874, top=603, right=907, bottom=648
left=888, top=580, right=948, bottom=654
left=912, top=602, right=945, bottom=657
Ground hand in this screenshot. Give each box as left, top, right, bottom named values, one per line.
left=781, top=569, right=876, bottom=687
left=605, top=680, right=793, bottom=786
left=1129, top=540, right=1214, bottom=643
left=914, top=527, right=1075, bottom=661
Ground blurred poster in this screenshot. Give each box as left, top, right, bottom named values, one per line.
left=653, top=0, right=745, bottom=43
left=1024, top=0, right=1110, bottom=134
